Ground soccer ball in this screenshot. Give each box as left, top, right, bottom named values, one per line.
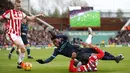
left=23, top=62, right=32, bottom=71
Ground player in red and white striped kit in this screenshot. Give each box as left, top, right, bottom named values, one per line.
left=69, top=45, right=104, bottom=72
left=0, top=0, right=43, bottom=68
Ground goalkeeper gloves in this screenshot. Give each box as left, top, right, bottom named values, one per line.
left=36, top=59, right=45, bottom=64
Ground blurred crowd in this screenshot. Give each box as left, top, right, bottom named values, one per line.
left=28, top=29, right=52, bottom=46
left=109, top=30, right=130, bottom=45
left=0, top=29, right=53, bottom=47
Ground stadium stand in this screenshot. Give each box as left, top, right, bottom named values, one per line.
left=28, top=29, right=52, bottom=46
left=0, top=0, right=129, bottom=47
left=114, top=30, right=130, bottom=45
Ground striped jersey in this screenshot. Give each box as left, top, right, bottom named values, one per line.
left=69, top=47, right=104, bottom=72
left=77, top=55, right=98, bottom=72
left=2, top=9, right=26, bottom=36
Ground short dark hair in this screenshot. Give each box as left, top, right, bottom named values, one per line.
left=80, top=53, right=91, bottom=65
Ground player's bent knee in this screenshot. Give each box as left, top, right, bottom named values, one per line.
left=21, top=49, right=26, bottom=53
left=19, top=45, right=26, bottom=53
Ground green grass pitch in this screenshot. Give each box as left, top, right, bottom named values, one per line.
left=0, top=47, right=130, bottom=73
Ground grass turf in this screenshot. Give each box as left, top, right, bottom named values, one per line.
left=0, top=47, right=130, bottom=73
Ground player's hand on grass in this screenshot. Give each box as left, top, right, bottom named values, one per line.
left=36, top=59, right=45, bottom=64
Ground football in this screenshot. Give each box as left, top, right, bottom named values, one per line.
left=23, top=62, right=32, bottom=71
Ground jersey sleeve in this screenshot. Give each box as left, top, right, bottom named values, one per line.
left=43, top=48, right=59, bottom=63
left=69, top=59, right=87, bottom=72
left=43, top=56, right=55, bottom=63
left=69, top=59, right=78, bottom=72
left=52, top=48, right=59, bottom=57
left=94, top=47, right=104, bottom=59
left=22, top=12, right=27, bottom=18
left=2, top=10, right=11, bottom=19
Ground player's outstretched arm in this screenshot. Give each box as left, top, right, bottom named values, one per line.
left=69, top=59, right=78, bottom=72
left=36, top=56, right=55, bottom=64
left=36, top=59, right=45, bottom=64
left=26, top=13, right=44, bottom=21
left=36, top=48, right=58, bottom=64
left=69, top=52, right=78, bottom=72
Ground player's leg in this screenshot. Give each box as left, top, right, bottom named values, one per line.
left=79, top=48, right=124, bottom=63
left=85, top=27, right=93, bottom=44
left=101, top=51, right=116, bottom=60
left=16, top=48, right=20, bottom=55
left=14, top=38, right=26, bottom=68
left=102, top=51, right=124, bottom=63
left=26, top=44, right=33, bottom=59
left=21, top=35, right=33, bottom=59
left=8, top=44, right=16, bottom=59
left=7, top=33, right=26, bottom=68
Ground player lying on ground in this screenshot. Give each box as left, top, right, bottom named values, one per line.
left=0, top=0, right=43, bottom=69
left=69, top=45, right=104, bottom=72
left=72, top=37, right=124, bottom=63
left=36, top=29, right=124, bottom=65
left=8, top=19, right=33, bottom=59
left=72, top=27, right=124, bottom=62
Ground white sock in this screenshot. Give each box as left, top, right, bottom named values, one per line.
left=85, top=34, right=92, bottom=44
left=18, top=53, right=25, bottom=64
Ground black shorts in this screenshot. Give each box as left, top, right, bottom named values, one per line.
left=21, top=35, right=28, bottom=45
